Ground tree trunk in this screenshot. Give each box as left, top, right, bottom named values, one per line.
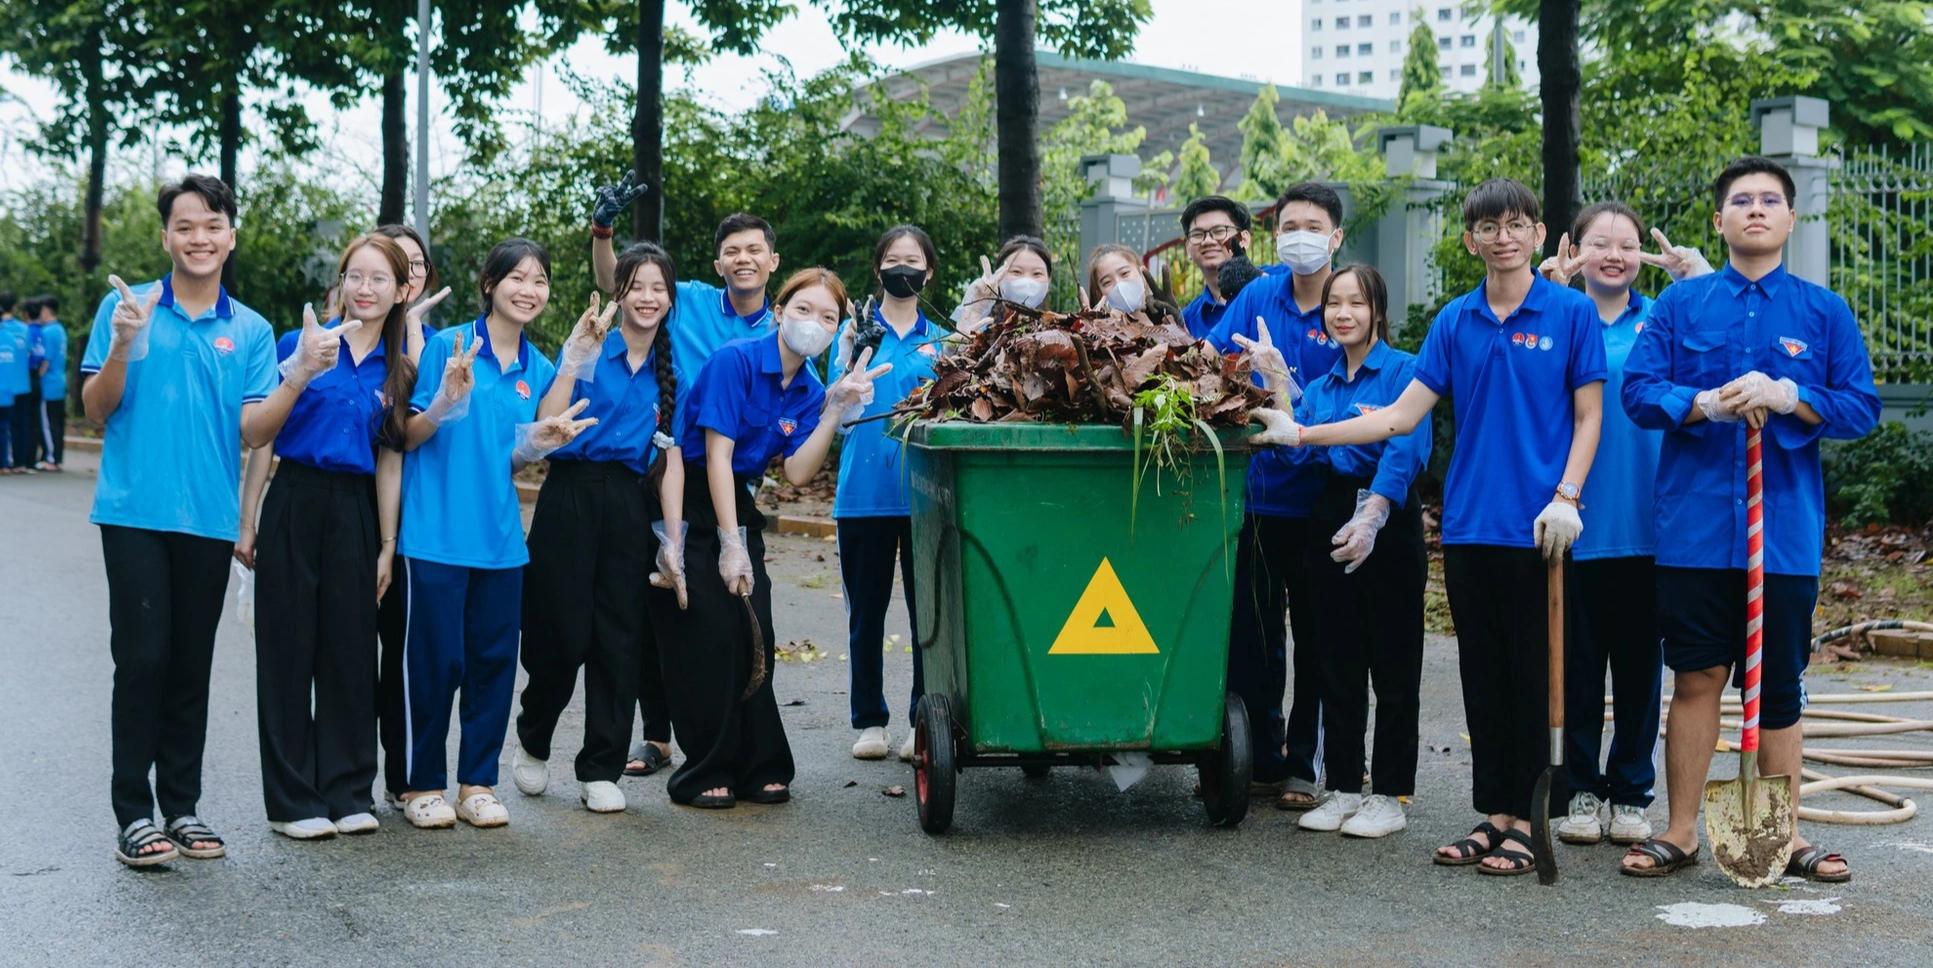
left=1538, top=0, right=1581, bottom=257
left=80, top=25, right=107, bottom=273
left=379, top=68, right=408, bottom=225
left=994, top=0, right=1043, bottom=240
left=220, top=88, right=242, bottom=292
left=633, top=0, right=666, bottom=242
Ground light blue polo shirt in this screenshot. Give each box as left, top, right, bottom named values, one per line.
left=1574, top=291, right=1661, bottom=561
left=681, top=332, right=827, bottom=477
left=80, top=276, right=278, bottom=541
left=547, top=329, right=687, bottom=475
left=401, top=316, right=557, bottom=569
left=34, top=321, right=69, bottom=400
left=0, top=319, right=28, bottom=398
left=670, top=280, right=775, bottom=366
left=829, top=308, right=941, bottom=518
left=1415, top=275, right=1607, bottom=548
left=271, top=318, right=393, bottom=476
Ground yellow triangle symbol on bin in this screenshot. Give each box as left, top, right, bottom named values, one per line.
left=1048, top=558, right=1159, bottom=655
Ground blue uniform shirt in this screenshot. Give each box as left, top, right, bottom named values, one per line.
left=1574, top=292, right=1662, bottom=561
left=26, top=322, right=45, bottom=370
left=681, top=332, right=826, bottom=477
left=0, top=319, right=28, bottom=397
left=1296, top=340, right=1432, bottom=504
left=34, top=321, right=68, bottom=401
left=1207, top=271, right=1343, bottom=518
left=1415, top=275, right=1608, bottom=548
left=1181, top=290, right=1226, bottom=342
left=271, top=319, right=392, bottom=475
left=401, top=317, right=557, bottom=569
left=546, top=329, right=683, bottom=475
left=829, top=307, right=941, bottom=518
left=670, top=280, right=775, bottom=367
left=1622, top=265, right=1880, bottom=576
left=80, top=276, right=278, bottom=541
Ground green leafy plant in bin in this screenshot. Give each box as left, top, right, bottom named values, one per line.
left=1130, top=375, right=1231, bottom=578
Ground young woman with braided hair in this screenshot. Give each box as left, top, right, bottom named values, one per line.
left=511, top=242, right=685, bottom=814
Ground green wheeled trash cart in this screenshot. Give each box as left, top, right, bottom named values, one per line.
left=905, top=421, right=1254, bottom=834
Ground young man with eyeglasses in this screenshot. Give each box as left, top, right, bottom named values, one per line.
left=1617, top=156, right=1878, bottom=882
left=1244, top=177, right=1606, bottom=874
left=1178, top=195, right=1260, bottom=340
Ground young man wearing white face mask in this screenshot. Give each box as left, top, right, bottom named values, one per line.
left=1205, top=182, right=1347, bottom=808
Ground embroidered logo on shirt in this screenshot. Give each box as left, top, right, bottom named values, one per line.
left=778, top=417, right=799, bottom=436
left=1539, top=336, right=1553, bottom=351
left=1354, top=403, right=1381, bottom=416
left=1634, top=322, right=1645, bottom=335
left=1779, top=337, right=1809, bottom=358
left=1511, top=333, right=1525, bottom=347
left=515, top=380, right=530, bottom=400
left=213, top=336, right=235, bottom=353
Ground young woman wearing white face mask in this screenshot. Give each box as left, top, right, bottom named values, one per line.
left=953, top=235, right=1056, bottom=331
left=654, top=268, right=890, bottom=808
left=1084, top=244, right=1184, bottom=330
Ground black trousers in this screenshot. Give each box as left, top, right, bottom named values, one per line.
left=40, top=394, right=65, bottom=465
left=254, top=461, right=380, bottom=821
left=1227, top=513, right=1322, bottom=785
left=646, top=470, right=793, bottom=803
left=1565, top=556, right=1662, bottom=807
left=376, top=574, right=408, bottom=798
left=101, top=525, right=234, bottom=828
left=1305, top=480, right=1426, bottom=796
left=516, top=460, right=653, bottom=783
left=839, top=515, right=923, bottom=730
left=13, top=372, right=42, bottom=467
left=1443, top=544, right=1569, bottom=819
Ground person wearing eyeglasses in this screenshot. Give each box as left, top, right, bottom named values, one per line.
left=1618, top=156, right=1878, bottom=882
left=1177, top=196, right=1275, bottom=341
left=1244, top=177, right=1606, bottom=876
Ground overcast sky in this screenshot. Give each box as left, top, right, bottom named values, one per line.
left=0, top=0, right=1303, bottom=196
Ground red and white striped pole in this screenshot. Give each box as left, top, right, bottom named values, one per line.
left=1742, top=428, right=1764, bottom=759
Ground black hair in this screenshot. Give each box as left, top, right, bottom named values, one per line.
left=374, top=223, right=442, bottom=300
left=713, top=213, right=776, bottom=254
left=612, top=242, right=682, bottom=449
left=1275, top=182, right=1344, bottom=231
left=1712, top=156, right=1797, bottom=212
left=157, top=173, right=238, bottom=224
left=1462, top=177, right=1540, bottom=230
left=1321, top=263, right=1391, bottom=345
left=995, top=234, right=1055, bottom=276
left=0, top=291, right=19, bottom=315
left=1180, top=195, right=1252, bottom=234
left=873, top=224, right=938, bottom=280
left=17, top=296, right=42, bottom=320
left=35, top=293, right=58, bottom=315
left=477, top=238, right=551, bottom=315
left=1569, top=201, right=1646, bottom=249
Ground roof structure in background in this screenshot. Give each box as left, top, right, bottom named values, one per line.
left=843, top=51, right=1395, bottom=192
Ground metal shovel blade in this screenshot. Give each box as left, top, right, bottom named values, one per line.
left=1531, top=764, right=1557, bottom=884
left=1703, top=761, right=1796, bottom=888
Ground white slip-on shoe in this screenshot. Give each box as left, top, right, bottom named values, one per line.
left=1557, top=791, right=1605, bottom=844
left=511, top=746, right=549, bottom=796
left=334, top=813, right=379, bottom=835
left=898, top=730, right=917, bottom=763
left=851, top=727, right=890, bottom=760
left=1609, top=804, right=1654, bottom=844
left=1340, top=794, right=1408, bottom=838
left=1298, top=791, right=1363, bottom=832
left=402, top=794, right=457, bottom=829
left=457, top=791, right=509, bottom=828
left=269, top=817, right=339, bottom=840
left=580, top=780, right=626, bottom=813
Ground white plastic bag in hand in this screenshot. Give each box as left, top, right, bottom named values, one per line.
left=649, top=520, right=689, bottom=609
left=232, top=560, right=255, bottom=639
left=1330, top=490, right=1392, bottom=574
left=718, top=526, right=754, bottom=596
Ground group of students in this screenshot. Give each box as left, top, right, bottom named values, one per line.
left=0, top=290, right=68, bottom=473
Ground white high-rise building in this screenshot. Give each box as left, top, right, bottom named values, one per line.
left=1302, top=1, right=1539, bottom=100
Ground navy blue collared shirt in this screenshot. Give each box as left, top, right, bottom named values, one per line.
left=681, top=332, right=827, bottom=477
left=1297, top=340, right=1432, bottom=505
left=1206, top=271, right=1342, bottom=518
left=272, top=318, right=391, bottom=475
left=1622, top=264, right=1880, bottom=576
left=547, top=330, right=685, bottom=475
left=1415, top=274, right=1607, bottom=548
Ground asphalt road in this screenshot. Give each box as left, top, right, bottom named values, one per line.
left=4, top=456, right=1933, bottom=966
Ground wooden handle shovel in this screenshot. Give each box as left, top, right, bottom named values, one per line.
left=1531, top=555, right=1564, bottom=885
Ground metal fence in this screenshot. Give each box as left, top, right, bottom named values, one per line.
left=1831, top=143, right=1933, bottom=382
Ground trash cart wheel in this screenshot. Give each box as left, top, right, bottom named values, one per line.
left=1021, top=764, right=1051, bottom=778
left=1200, top=692, right=1252, bottom=828
left=914, top=695, right=956, bottom=835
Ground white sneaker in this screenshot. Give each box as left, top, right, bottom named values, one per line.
left=580, top=780, right=626, bottom=813
left=269, top=817, right=338, bottom=840
left=898, top=730, right=917, bottom=763
left=402, top=794, right=456, bottom=829
left=1558, top=791, right=1605, bottom=844
left=1340, top=794, right=1408, bottom=838
left=334, top=813, right=379, bottom=835
left=511, top=746, right=549, bottom=796
left=1609, top=804, right=1654, bottom=844
left=456, top=790, right=509, bottom=828
left=852, top=727, right=890, bottom=760
left=1298, top=791, right=1362, bottom=832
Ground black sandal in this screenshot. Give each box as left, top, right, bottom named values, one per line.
left=1619, top=837, right=1698, bottom=878
left=684, top=792, right=735, bottom=810
left=625, top=743, right=671, bottom=777
left=116, top=820, right=180, bottom=867
left=1475, top=827, right=1539, bottom=876
left=1434, top=821, right=1504, bottom=866
left=1786, top=845, right=1851, bottom=883
left=742, top=786, right=791, bottom=805
left=163, top=815, right=227, bottom=859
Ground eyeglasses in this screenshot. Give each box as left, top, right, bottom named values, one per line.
left=1727, top=193, right=1788, bottom=211
left=1471, top=220, right=1536, bottom=243
left=407, top=259, right=427, bottom=276
left=1185, top=225, right=1240, bottom=245
left=342, top=271, right=395, bottom=289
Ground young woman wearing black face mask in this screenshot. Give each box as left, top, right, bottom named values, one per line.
left=832, top=225, right=942, bottom=762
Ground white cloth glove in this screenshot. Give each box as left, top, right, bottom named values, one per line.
left=649, top=520, right=688, bottom=609
left=1247, top=407, right=1302, bottom=447
left=1695, top=389, right=1743, bottom=424
left=1330, top=490, right=1393, bottom=575
left=718, top=525, right=753, bottom=596
left=1534, top=500, right=1584, bottom=562
left=1719, top=370, right=1800, bottom=415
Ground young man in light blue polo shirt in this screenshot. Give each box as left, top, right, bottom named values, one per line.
left=30, top=295, right=68, bottom=470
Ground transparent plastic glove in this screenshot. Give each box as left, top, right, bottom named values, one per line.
left=1695, top=389, right=1742, bottom=424
left=1330, top=490, right=1392, bottom=574
left=421, top=329, right=482, bottom=425
left=718, top=525, right=753, bottom=597
left=556, top=292, right=618, bottom=384
left=828, top=347, right=892, bottom=410
left=232, top=560, right=255, bottom=639
left=952, top=254, right=1012, bottom=325
left=835, top=317, right=857, bottom=376
left=280, top=304, right=361, bottom=387
left=106, top=275, right=162, bottom=363
left=1534, top=500, right=1584, bottom=562
left=1231, top=317, right=1299, bottom=407
left=1718, top=370, right=1799, bottom=415
left=512, top=399, right=597, bottom=464
left=1247, top=407, right=1302, bottom=447
left=1642, top=228, right=1716, bottom=282
left=649, top=520, right=688, bottom=609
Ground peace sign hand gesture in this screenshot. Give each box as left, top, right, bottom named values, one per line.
left=422, top=329, right=482, bottom=425
left=590, top=170, right=649, bottom=229
left=106, top=275, right=163, bottom=362
left=827, top=347, right=894, bottom=411
left=1638, top=228, right=1715, bottom=282
left=407, top=286, right=451, bottom=327
left=1538, top=232, right=1586, bottom=287
left=513, top=398, right=599, bottom=465
left=283, top=303, right=363, bottom=388
left=1231, top=317, right=1297, bottom=407
left=558, top=291, right=619, bottom=383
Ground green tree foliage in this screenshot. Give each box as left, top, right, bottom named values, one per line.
left=1398, top=13, right=1444, bottom=111
left=1171, top=123, right=1220, bottom=202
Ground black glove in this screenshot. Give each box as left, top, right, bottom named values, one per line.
left=851, top=297, right=887, bottom=363
left=591, top=171, right=648, bottom=229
